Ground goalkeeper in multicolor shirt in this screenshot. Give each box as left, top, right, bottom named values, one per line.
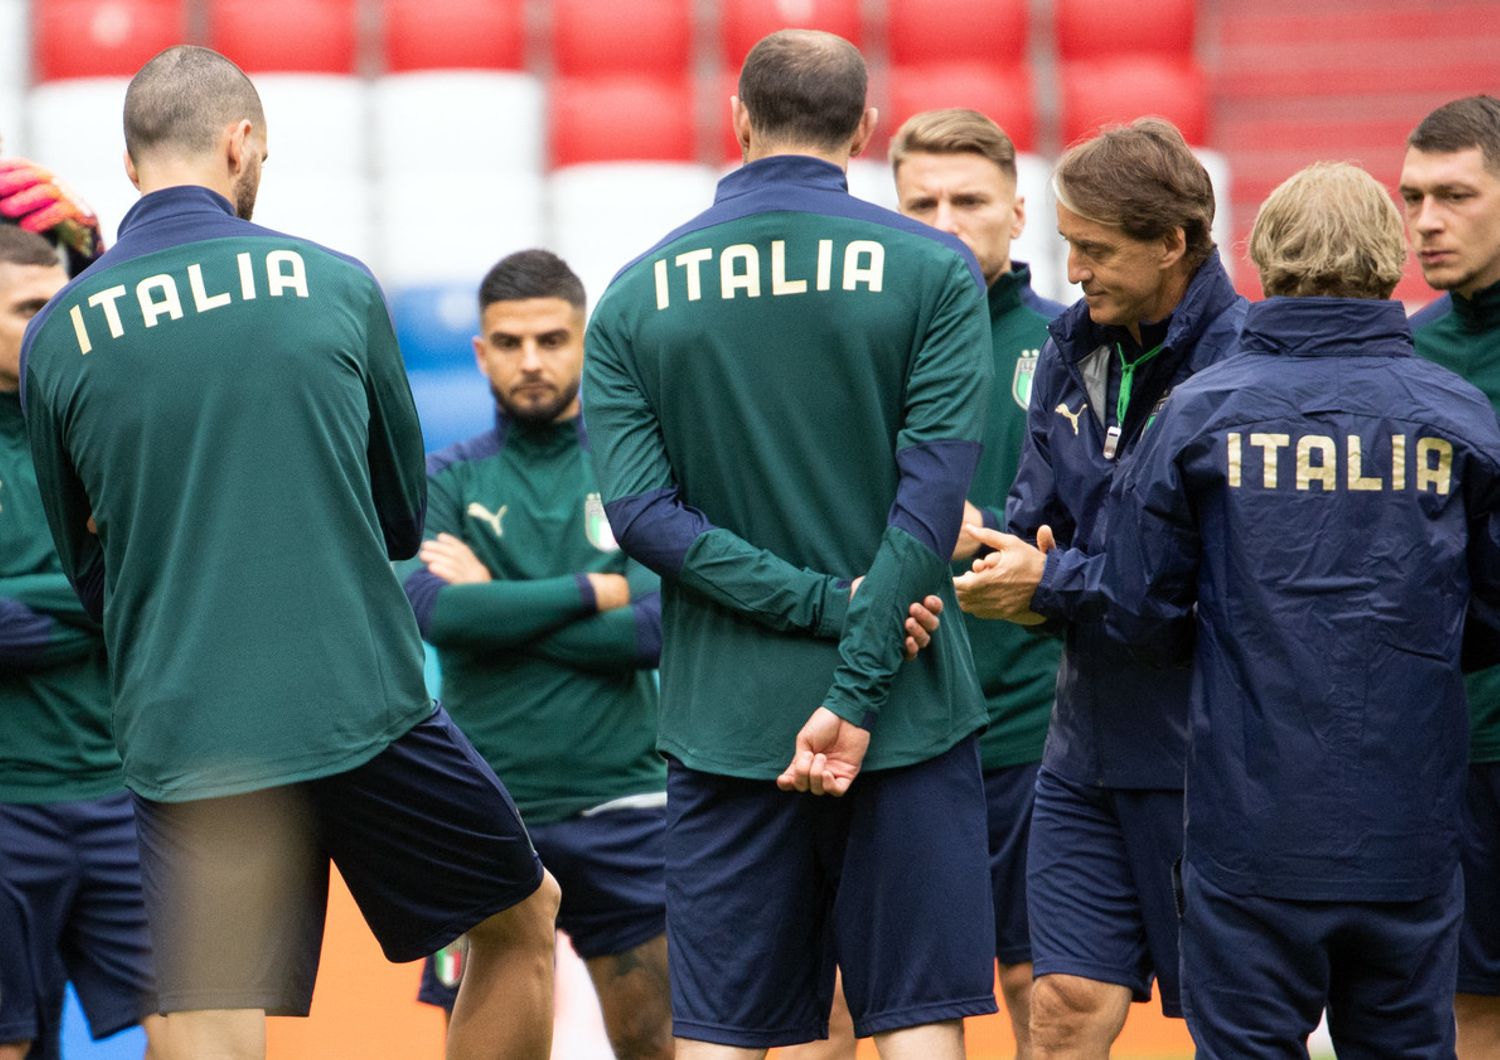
left=0, top=223, right=162, bottom=1060
left=399, top=250, right=672, bottom=1059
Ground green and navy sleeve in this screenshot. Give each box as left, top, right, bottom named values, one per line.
left=20, top=373, right=106, bottom=624
left=0, top=587, right=97, bottom=668
left=399, top=463, right=597, bottom=648
left=523, top=591, right=662, bottom=673
left=819, top=256, right=992, bottom=725
left=363, top=277, right=427, bottom=560
left=585, top=310, right=850, bottom=639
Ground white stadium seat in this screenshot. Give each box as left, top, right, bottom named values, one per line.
left=26, top=78, right=131, bottom=188
left=0, top=0, right=26, bottom=99
left=1013, top=151, right=1074, bottom=305
left=372, top=71, right=545, bottom=179
left=0, top=90, right=24, bottom=155
left=1195, top=146, right=1234, bottom=283
left=845, top=158, right=899, bottom=212
left=377, top=171, right=546, bottom=287
left=251, top=173, right=375, bottom=265
left=254, top=74, right=366, bottom=179
left=550, top=162, right=718, bottom=312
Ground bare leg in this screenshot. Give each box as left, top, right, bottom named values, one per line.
left=446, top=870, right=561, bottom=1060
left=673, top=1042, right=764, bottom=1060
left=1030, top=975, right=1131, bottom=1060
left=141, top=1013, right=169, bottom=1060
left=872, top=1019, right=964, bottom=1060
left=585, top=934, right=674, bottom=1060
left=0, top=1042, right=30, bottom=1059
left=150, top=1009, right=266, bottom=1060
left=1456, top=993, right=1500, bottom=1059
left=999, top=961, right=1035, bottom=1060
left=779, top=969, right=856, bottom=1060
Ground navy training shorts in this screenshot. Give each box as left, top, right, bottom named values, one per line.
left=132, top=706, right=544, bottom=1016
left=665, top=733, right=997, bottom=1048
left=1027, top=765, right=1184, bottom=1016
left=418, top=802, right=666, bottom=1009
left=984, top=761, right=1040, bottom=967
left=1459, top=761, right=1500, bottom=995
left=1180, top=859, right=1461, bottom=1058
left=0, top=792, right=155, bottom=1056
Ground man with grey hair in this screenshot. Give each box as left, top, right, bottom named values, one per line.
left=1104, top=159, right=1500, bottom=1056
left=583, top=27, right=995, bottom=1060
left=1402, top=94, right=1500, bottom=1059
left=21, top=45, right=559, bottom=1060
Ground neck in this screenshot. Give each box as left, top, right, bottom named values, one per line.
left=133, top=157, right=235, bottom=204
left=1456, top=263, right=1500, bottom=301
left=986, top=259, right=1014, bottom=288
left=744, top=143, right=852, bottom=170
left=1125, top=263, right=1194, bottom=344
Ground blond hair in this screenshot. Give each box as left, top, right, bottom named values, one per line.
left=889, top=108, right=1017, bottom=183
left=1249, top=162, right=1406, bottom=300
left=1054, top=118, right=1215, bottom=268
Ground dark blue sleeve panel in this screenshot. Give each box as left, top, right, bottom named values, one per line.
left=0, top=597, right=97, bottom=668
left=1100, top=414, right=1200, bottom=669
left=887, top=440, right=982, bottom=559
left=632, top=591, right=663, bottom=666
left=519, top=592, right=663, bottom=673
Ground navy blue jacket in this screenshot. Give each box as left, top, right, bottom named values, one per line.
left=1105, top=297, right=1500, bottom=901
left=1006, top=251, right=1246, bottom=788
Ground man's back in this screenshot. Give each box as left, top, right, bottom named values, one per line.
left=1113, top=297, right=1500, bottom=900
left=586, top=155, right=990, bottom=779
left=22, top=186, right=431, bottom=802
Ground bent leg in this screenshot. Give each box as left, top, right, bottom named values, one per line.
left=779, top=971, right=856, bottom=1060
left=1029, top=975, right=1130, bottom=1060
left=872, top=1018, right=964, bottom=1060
left=447, top=870, right=560, bottom=1060
left=999, top=962, right=1035, bottom=1060
left=585, top=934, right=673, bottom=1060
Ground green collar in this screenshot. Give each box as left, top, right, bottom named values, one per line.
left=987, top=262, right=1031, bottom=318
left=1452, top=275, right=1500, bottom=331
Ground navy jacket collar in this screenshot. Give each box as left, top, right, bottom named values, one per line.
left=715, top=155, right=850, bottom=203
left=1049, top=249, right=1240, bottom=369
left=117, top=185, right=236, bottom=237
left=1239, top=297, right=1412, bottom=358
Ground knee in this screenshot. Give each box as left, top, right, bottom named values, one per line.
left=1030, top=975, right=1123, bottom=1042
left=470, top=870, right=560, bottom=956
left=603, top=1009, right=673, bottom=1060
left=999, top=962, right=1034, bottom=1008
left=0, top=1042, right=33, bottom=1060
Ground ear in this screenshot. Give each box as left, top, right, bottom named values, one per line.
left=225, top=118, right=254, bottom=175
left=730, top=95, right=752, bottom=155
left=1160, top=225, right=1188, bottom=271
left=848, top=107, right=878, bottom=159
left=1011, top=194, right=1026, bottom=240
left=123, top=149, right=140, bottom=190
left=472, top=335, right=487, bottom=371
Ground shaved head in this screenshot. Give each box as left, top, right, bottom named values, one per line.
left=124, top=46, right=265, bottom=163
left=738, top=30, right=867, bottom=151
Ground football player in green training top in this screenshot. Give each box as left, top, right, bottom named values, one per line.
left=892, top=108, right=1066, bottom=1060
left=21, top=46, right=558, bottom=1060
left=1402, top=94, right=1500, bottom=1060
left=583, top=29, right=997, bottom=1060
left=400, top=249, right=672, bottom=1059
left=0, top=225, right=164, bottom=1060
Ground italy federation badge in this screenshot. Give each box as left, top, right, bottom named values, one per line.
left=585, top=491, right=619, bottom=552
left=1012, top=348, right=1040, bottom=409
left=433, top=935, right=467, bottom=988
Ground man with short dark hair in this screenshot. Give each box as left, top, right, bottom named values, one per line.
left=1402, top=93, right=1500, bottom=1059
left=400, top=249, right=671, bottom=1060
left=956, top=119, right=1246, bottom=1058
left=583, top=28, right=996, bottom=1060
left=0, top=224, right=162, bottom=1060
left=21, top=45, right=558, bottom=1060
left=1107, top=159, right=1500, bottom=1057
left=891, top=107, right=1064, bottom=1060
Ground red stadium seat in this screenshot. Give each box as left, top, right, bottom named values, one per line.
left=33, top=0, right=184, bottom=81
left=554, top=0, right=692, bottom=76
left=550, top=74, right=697, bottom=167
left=1060, top=57, right=1208, bottom=146
left=887, top=63, right=1037, bottom=154
left=383, top=0, right=524, bottom=72
left=721, top=0, right=861, bottom=66
left=209, top=0, right=357, bottom=73
left=1055, top=0, right=1196, bottom=61
left=888, top=0, right=1028, bottom=66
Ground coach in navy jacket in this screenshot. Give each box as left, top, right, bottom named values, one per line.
left=1105, top=162, right=1500, bottom=1057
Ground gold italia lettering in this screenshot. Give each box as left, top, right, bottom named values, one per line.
left=651, top=237, right=888, bottom=309
left=64, top=249, right=311, bottom=354
left=1224, top=431, right=1455, bottom=494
